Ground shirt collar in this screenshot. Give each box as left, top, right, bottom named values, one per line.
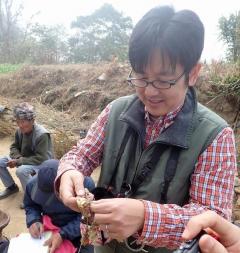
left=144, top=104, right=183, bottom=126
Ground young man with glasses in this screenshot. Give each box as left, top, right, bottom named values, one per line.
left=55, top=6, right=236, bottom=253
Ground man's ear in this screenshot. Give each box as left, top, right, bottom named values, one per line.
left=188, top=63, right=201, bottom=87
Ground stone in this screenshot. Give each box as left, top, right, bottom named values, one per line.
left=236, top=196, right=240, bottom=207
left=235, top=186, right=240, bottom=194
left=235, top=176, right=240, bottom=187
left=233, top=209, right=240, bottom=220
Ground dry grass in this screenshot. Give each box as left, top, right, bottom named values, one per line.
left=52, top=130, right=77, bottom=159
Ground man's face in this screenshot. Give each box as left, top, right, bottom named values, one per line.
left=16, top=119, right=34, bottom=134
left=134, top=51, right=200, bottom=117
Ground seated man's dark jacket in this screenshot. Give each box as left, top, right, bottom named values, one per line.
left=24, top=176, right=81, bottom=243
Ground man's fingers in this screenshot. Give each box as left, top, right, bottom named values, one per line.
left=49, top=244, right=56, bottom=253
left=94, top=213, right=112, bottom=226
left=59, top=170, right=84, bottom=198
left=39, top=224, right=44, bottom=235
left=59, top=170, right=85, bottom=211
left=183, top=211, right=233, bottom=240
left=31, top=231, right=39, bottom=238
left=44, top=237, right=52, bottom=247
left=29, top=224, right=40, bottom=238
left=77, top=189, right=86, bottom=197
left=91, top=200, right=113, bottom=214
left=199, top=234, right=228, bottom=253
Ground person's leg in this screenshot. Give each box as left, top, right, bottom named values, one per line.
left=0, top=156, right=16, bottom=187
left=16, top=159, right=60, bottom=192
left=15, top=164, right=37, bottom=192
left=0, top=156, right=19, bottom=199
left=16, top=164, right=37, bottom=208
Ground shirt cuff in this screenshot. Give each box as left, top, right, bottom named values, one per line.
left=136, top=200, right=162, bottom=247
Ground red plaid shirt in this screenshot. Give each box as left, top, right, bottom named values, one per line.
left=58, top=103, right=236, bottom=249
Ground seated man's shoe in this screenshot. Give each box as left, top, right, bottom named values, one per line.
left=0, top=184, right=19, bottom=200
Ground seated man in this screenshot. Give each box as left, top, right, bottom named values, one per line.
left=0, top=102, right=54, bottom=200
left=24, top=159, right=95, bottom=253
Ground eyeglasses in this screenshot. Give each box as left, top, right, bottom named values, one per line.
left=127, top=70, right=185, bottom=89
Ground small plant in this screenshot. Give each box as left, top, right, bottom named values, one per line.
left=0, top=64, right=22, bottom=74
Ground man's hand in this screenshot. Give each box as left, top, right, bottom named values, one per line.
left=44, top=232, right=63, bottom=253
left=182, top=211, right=240, bottom=253
left=59, top=170, right=85, bottom=212
left=29, top=222, right=43, bottom=239
left=7, top=159, right=17, bottom=168
left=91, top=198, right=145, bottom=241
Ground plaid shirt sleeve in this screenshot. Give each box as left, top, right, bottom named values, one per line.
left=57, top=104, right=111, bottom=179
left=137, top=127, right=237, bottom=249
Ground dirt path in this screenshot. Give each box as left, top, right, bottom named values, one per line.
left=0, top=137, right=27, bottom=238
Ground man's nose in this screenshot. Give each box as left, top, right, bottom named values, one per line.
left=144, top=82, right=160, bottom=96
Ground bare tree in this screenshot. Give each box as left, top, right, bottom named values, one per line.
left=0, top=0, right=23, bottom=63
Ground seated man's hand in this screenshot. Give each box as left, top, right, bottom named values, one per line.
left=44, top=232, right=63, bottom=253
left=7, top=159, right=17, bottom=168
left=29, top=222, right=43, bottom=239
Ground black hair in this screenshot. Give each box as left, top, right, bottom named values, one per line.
left=128, top=6, right=204, bottom=74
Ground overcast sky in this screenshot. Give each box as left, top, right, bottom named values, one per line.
left=20, top=0, right=239, bottom=62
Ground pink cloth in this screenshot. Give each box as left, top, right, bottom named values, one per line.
left=43, top=215, right=76, bottom=253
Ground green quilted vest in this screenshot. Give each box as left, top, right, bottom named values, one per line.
left=96, top=88, right=228, bottom=253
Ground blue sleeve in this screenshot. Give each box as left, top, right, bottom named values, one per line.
left=23, top=178, right=42, bottom=227
left=59, top=215, right=81, bottom=241
left=84, top=176, right=95, bottom=191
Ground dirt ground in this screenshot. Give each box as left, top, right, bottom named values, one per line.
left=0, top=136, right=100, bottom=239
left=0, top=137, right=27, bottom=238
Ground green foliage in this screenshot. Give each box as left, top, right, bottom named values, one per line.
left=29, top=24, right=69, bottom=64
left=207, top=62, right=240, bottom=107
left=0, top=64, right=22, bottom=73
left=202, top=61, right=234, bottom=89
left=69, top=3, right=133, bottom=63
left=218, top=11, right=240, bottom=62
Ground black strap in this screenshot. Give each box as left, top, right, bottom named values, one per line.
left=160, top=147, right=181, bottom=203
left=130, top=145, right=168, bottom=195
left=129, top=146, right=180, bottom=203
left=108, top=128, right=133, bottom=189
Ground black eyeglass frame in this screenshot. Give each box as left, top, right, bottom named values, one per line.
left=127, top=70, right=186, bottom=89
